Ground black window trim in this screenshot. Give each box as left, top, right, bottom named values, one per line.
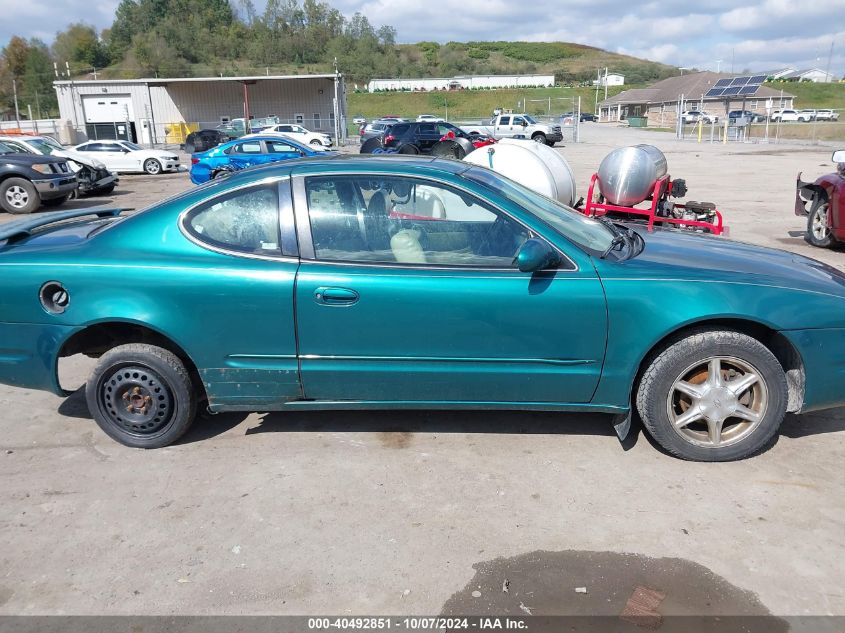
left=290, top=172, right=576, bottom=272
left=177, top=177, right=298, bottom=261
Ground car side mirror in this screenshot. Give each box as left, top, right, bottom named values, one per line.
left=514, top=238, right=560, bottom=272
left=833, top=149, right=845, bottom=163
left=521, top=120, right=528, bottom=127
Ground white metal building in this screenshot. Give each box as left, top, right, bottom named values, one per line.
left=367, top=74, right=555, bottom=92
left=54, top=73, right=347, bottom=145
left=593, top=73, right=625, bottom=87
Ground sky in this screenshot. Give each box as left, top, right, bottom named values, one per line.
left=1, top=0, right=843, bottom=77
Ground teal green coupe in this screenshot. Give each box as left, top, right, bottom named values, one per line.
left=1, top=156, right=844, bottom=460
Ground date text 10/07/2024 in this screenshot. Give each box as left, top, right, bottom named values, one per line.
left=308, top=617, right=528, bottom=630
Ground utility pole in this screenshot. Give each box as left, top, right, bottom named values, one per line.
left=594, top=68, right=600, bottom=115
left=333, top=57, right=341, bottom=144
left=12, top=79, right=21, bottom=129
left=603, top=67, right=608, bottom=100
left=66, top=61, right=79, bottom=130
left=824, top=40, right=834, bottom=83
left=35, top=91, right=42, bottom=120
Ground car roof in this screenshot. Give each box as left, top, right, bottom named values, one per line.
left=222, top=154, right=472, bottom=185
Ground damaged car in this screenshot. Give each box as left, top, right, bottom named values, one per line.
left=796, top=149, right=845, bottom=248
left=1, top=156, right=845, bottom=461
left=0, top=135, right=118, bottom=197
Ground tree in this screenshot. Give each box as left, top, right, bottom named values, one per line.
left=53, top=23, right=109, bottom=69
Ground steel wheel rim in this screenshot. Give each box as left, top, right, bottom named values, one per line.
left=812, top=203, right=829, bottom=239
left=97, top=364, right=175, bottom=437
left=667, top=355, right=768, bottom=449
left=5, top=185, right=28, bottom=208
left=145, top=160, right=161, bottom=174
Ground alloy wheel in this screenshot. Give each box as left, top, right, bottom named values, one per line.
left=5, top=185, right=29, bottom=209
left=667, top=356, right=768, bottom=448
left=811, top=203, right=830, bottom=240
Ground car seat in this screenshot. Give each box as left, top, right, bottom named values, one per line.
left=392, top=186, right=446, bottom=219
left=390, top=229, right=426, bottom=264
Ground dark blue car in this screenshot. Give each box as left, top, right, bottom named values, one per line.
left=190, top=135, right=329, bottom=184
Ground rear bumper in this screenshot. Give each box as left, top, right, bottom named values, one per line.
left=782, top=328, right=845, bottom=413
left=32, top=177, right=77, bottom=199
left=0, top=322, right=80, bottom=396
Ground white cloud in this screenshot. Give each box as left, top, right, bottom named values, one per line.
left=1, top=0, right=843, bottom=78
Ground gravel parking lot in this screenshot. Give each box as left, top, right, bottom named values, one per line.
left=1, top=127, right=843, bottom=620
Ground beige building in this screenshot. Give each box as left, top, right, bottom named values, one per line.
left=599, top=72, right=795, bottom=125
left=54, top=74, right=347, bottom=145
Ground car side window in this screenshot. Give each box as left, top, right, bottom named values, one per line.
left=305, top=175, right=530, bottom=268
left=233, top=141, right=262, bottom=154
left=2, top=141, right=29, bottom=152
left=266, top=140, right=301, bottom=154
left=184, top=186, right=280, bottom=255
left=499, top=116, right=510, bottom=125
left=418, top=123, right=436, bottom=135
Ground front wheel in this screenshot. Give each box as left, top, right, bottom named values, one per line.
left=806, top=195, right=836, bottom=248
left=531, top=133, right=546, bottom=144
left=0, top=177, right=40, bottom=214
left=310, top=139, right=323, bottom=146
left=143, top=158, right=162, bottom=175
left=636, top=329, right=787, bottom=461
left=85, top=344, right=196, bottom=448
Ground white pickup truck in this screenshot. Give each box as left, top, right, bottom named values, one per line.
left=460, top=114, right=563, bottom=146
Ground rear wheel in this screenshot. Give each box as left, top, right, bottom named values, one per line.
left=86, top=344, right=196, bottom=448
left=636, top=329, right=787, bottom=461
left=94, top=183, right=116, bottom=196
left=806, top=195, right=836, bottom=248
left=0, top=177, right=40, bottom=214
left=143, top=158, right=162, bottom=175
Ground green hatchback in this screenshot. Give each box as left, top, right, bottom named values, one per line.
left=2, top=155, right=844, bottom=461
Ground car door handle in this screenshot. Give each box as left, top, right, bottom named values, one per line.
left=314, top=287, right=359, bottom=305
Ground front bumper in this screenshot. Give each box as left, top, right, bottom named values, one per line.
left=33, top=177, right=78, bottom=199
left=782, top=327, right=845, bottom=413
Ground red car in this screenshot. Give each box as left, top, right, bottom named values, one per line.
left=796, top=149, right=845, bottom=248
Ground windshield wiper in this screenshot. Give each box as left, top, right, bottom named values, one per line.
left=597, top=216, right=636, bottom=260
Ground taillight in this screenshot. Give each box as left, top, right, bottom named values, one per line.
left=191, top=157, right=199, bottom=165
left=384, top=134, right=395, bottom=144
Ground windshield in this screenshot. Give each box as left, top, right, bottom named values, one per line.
left=27, top=139, right=57, bottom=155
left=463, top=166, right=614, bottom=253
left=523, top=115, right=537, bottom=124
left=122, top=141, right=143, bottom=151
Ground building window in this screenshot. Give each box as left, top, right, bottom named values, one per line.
left=313, top=113, right=321, bottom=129
left=749, top=100, right=758, bottom=109
left=330, top=112, right=335, bottom=130
left=295, top=113, right=304, bottom=124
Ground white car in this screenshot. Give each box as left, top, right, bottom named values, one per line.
left=73, top=140, right=180, bottom=175
left=682, top=110, right=719, bottom=124
left=416, top=114, right=445, bottom=122
left=770, top=109, right=812, bottom=122
left=253, top=124, right=332, bottom=147
left=815, top=109, right=840, bottom=121
left=0, top=134, right=118, bottom=195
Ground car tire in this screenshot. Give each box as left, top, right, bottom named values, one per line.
left=636, top=329, right=787, bottom=461
left=94, top=184, right=116, bottom=196
left=309, top=139, right=322, bottom=146
left=0, top=177, right=41, bottom=214
left=805, top=194, right=836, bottom=248
left=531, top=133, right=547, bottom=144
left=85, top=343, right=197, bottom=449
left=143, top=158, right=162, bottom=175
left=396, top=143, right=420, bottom=154
left=41, top=194, right=69, bottom=207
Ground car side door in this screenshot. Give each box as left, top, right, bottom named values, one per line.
left=414, top=123, right=439, bottom=152
left=291, top=171, right=608, bottom=404
left=496, top=115, right=512, bottom=137
left=263, top=139, right=304, bottom=164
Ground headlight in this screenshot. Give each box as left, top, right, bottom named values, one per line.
left=92, top=159, right=106, bottom=169
left=31, top=164, right=52, bottom=174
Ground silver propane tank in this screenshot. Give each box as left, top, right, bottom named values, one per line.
left=596, top=144, right=668, bottom=206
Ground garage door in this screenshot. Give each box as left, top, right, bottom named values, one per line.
left=82, top=95, right=133, bottom=123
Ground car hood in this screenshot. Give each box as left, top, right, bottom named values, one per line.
left=0, top=152, right=59, bottom=166
left=53, top=149, right=106, bottom=169
left=605, top=225, right=845, bottom=298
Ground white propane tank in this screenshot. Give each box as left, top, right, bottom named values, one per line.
left=596, top=144, right=668, bottom=207
left=463, top=138, right=577, bottom=206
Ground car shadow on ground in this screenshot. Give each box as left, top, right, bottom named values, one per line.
left=57, top=387, right=845, bottom=450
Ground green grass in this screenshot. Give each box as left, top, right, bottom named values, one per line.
left=347, top=85, right=628, bottom=124
left=764, top=82, right=845, bottom=109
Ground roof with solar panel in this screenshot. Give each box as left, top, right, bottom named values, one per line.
left=600, top=71, right=794, bottom=107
